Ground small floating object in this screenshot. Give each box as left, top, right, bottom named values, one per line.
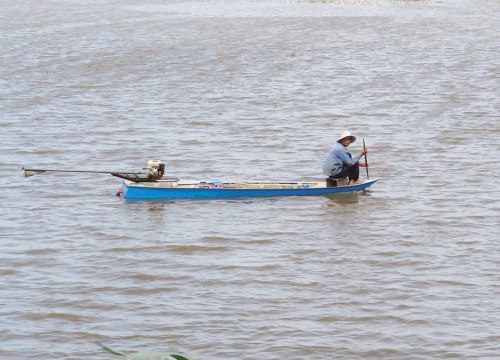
left=96, top=341, right=192, bottom=360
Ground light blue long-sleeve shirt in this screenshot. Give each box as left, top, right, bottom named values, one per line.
left=322, top=142, right=362, bottom=177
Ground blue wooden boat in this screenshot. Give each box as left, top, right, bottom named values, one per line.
left=120, top=178, right=379, bottom=200
left=22, top=162, right=378, bottom=200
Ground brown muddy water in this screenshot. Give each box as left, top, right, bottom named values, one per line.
left=1, top=0, right=499, bottom=359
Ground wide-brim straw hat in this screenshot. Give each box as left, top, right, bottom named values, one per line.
left=337, top=132, right=356, bottom=143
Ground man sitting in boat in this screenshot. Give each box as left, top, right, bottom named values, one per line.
left=322, top=132, right=368, bottom=186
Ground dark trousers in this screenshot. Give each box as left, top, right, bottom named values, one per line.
left=330, top=164, right=359, bottom=181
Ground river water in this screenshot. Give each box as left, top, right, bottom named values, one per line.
left=1, top=0, right=499, bottom=359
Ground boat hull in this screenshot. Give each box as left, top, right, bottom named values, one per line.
left=121, top=179, right=379, bottom=200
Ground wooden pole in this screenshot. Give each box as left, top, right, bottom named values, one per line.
left=362, top=138, right=369, bottom=180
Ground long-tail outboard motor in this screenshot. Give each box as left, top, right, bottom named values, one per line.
left=146, top=160, right=165, bottom=180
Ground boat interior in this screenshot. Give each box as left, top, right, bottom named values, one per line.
left=124, top=177, right=350, bottom=189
